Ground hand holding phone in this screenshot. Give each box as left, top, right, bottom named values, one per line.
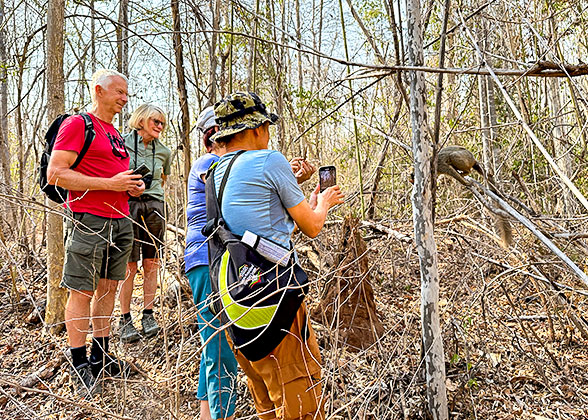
left=319, top=166, right=336, bottom=192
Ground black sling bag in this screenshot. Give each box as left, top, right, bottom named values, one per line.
left=202, top=150, right=309, bottom=361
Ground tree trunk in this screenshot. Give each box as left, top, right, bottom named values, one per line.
left=45, top=0, right=67, bottom=335
left=265, top=0, right=282, bottom=152
left=247, top=0, right=260, bottom=91
left=406, top=0, right=448, bottom=418
left=228, top=2, right=234, bottom=94
left=209, top=0, right=220, bottom=104
left=549, top=78, right=573, bottom=215
left=171, top=0, right=191, bottom=191
left=477, top=24, right=493, bottom=173
left=338, top=0, right=365, bottom=219
left=117, top=0, right=129, bottom=129
left=90, top=0, right=96, bottom=72
left=478, top=76, right=492, bottom=169
left=295, top=0, right=303, bottom=91
left=0, top=0, right=10, bottom=190
left=486, top=78, right=501, bottom=175
left=16, top=45, right=29, bottom=252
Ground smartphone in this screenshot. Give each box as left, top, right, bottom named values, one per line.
left=132, top=163, right=151, bottom=177
left=319, top=166, right=336, bottom=192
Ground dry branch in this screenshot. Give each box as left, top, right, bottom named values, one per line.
left=467, top=178, right=588, bottom=287
left=360, top=220, right=413, bottom=243
left=0, top=378, right=135, bottom=419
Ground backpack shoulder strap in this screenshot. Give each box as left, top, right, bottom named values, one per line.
left=217, top=150, right=246, bottom=210
left=45, top=114, right=70, bottom=143
left=70, top=112, right=96, bottom=170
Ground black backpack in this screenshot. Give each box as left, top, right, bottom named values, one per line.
left=38, top=113, right=95, bottom=203
left=203, top=151, right=309, bottom=361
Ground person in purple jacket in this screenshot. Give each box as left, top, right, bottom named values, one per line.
left=186, top=106, right=237, bottom=420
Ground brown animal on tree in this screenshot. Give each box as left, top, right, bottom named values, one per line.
left=436, top=145, right=513, bottom=248
left=437, top=145, right=483, bottom=186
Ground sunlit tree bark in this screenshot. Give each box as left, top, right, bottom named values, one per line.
left=0, top=0, right=9, bottom=190
left=406, top=0, right=448, bottom=418
left=45, top=0, right=67, bottom=334
left=117, top=0, right=129, bottom=128
left=171, top=0, right=191, bottom=191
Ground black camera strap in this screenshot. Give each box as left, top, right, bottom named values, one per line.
left=134, top=130, right=156, bottom=173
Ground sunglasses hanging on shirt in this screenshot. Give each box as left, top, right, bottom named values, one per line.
left=108, top=132, right=130, bottom=159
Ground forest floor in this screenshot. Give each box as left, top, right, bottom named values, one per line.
left=1, top=217, right=588, bottom=419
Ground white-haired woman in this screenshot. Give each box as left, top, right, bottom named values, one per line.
left=119, top=104, right=172, bottom=342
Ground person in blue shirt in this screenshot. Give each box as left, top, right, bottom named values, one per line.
left=186, top=104, right=317, bottom=420
left=209, top=92, right=344, bottom=420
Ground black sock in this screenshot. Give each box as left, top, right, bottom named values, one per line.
left=121, top=312, right=132, bottom=322
left=143, top=308, right=153, bottom=315
left=70, top=346, right=88, bottom=368
left=90, top=336, right=109, bottom=362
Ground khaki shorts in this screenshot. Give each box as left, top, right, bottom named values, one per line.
left=231, top=303, right=325, bottom=420
left=61, top=212, right=133, bottom=291
left=128, top=198, right=166, bottom=262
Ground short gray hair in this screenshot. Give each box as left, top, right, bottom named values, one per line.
left=90, top=69, right=128, bottom=104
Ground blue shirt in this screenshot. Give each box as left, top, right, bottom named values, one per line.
left=214, top=150, right=305, bottom=249
left=185, top=153, right=219, bottom=271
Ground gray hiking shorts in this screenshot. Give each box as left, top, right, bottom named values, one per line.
left=61, top=212, right=133, bottom=291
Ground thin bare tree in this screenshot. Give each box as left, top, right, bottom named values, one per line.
left=45, top=0, right=67, bottom=334
left=0, top=0, right=10, bottom=189
left=208, top=0, right=220, bottom=104
left=406, top=0, right=448, bottom=417
left=117, top=0, right=129, bottom=128
left=171, top=0, right=191, bottom=190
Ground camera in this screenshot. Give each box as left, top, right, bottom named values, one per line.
left=132, top=164, right=153, bottom=189
left=142, top=174, right=153, bottom=190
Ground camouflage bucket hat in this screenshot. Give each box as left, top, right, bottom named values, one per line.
left=210, top=91, right=279, bottom=142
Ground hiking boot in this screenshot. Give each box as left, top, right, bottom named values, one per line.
left=119, top=317, right=141, bottom=343
left=141, top=312, right=160, bottom=338
left=90, top=353, right=131, bottom=379
left=70, top=362, right=101, bottom=399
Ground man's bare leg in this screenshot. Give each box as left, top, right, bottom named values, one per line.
left=89, top=278, right=129, bottom=378
left=91, top=278, right=118, bottom=338
left=200, top=400, right=212, bottom=420
left=65, top=289, right=93, bottom=347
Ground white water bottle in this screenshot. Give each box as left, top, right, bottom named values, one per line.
left=241, top=230, right=291, bottom=267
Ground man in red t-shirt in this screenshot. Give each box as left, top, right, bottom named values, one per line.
left=47, top=69, right=145, bottom=398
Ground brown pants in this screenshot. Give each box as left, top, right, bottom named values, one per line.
left=230, top=303, right=325, bottom=420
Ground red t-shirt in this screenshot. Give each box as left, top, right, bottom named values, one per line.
left=53, top=114, right=130, bottom=218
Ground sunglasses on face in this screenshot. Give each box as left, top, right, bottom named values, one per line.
left=152, top=119, right=166, bottom=128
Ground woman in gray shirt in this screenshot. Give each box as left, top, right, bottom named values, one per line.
left=119, top=104, right=171, bottom=343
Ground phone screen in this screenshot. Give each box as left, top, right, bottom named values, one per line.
left=319, top=166, right=336, bottom=192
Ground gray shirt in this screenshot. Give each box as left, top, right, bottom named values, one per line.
left=124, top=130, right=172, bottom=201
